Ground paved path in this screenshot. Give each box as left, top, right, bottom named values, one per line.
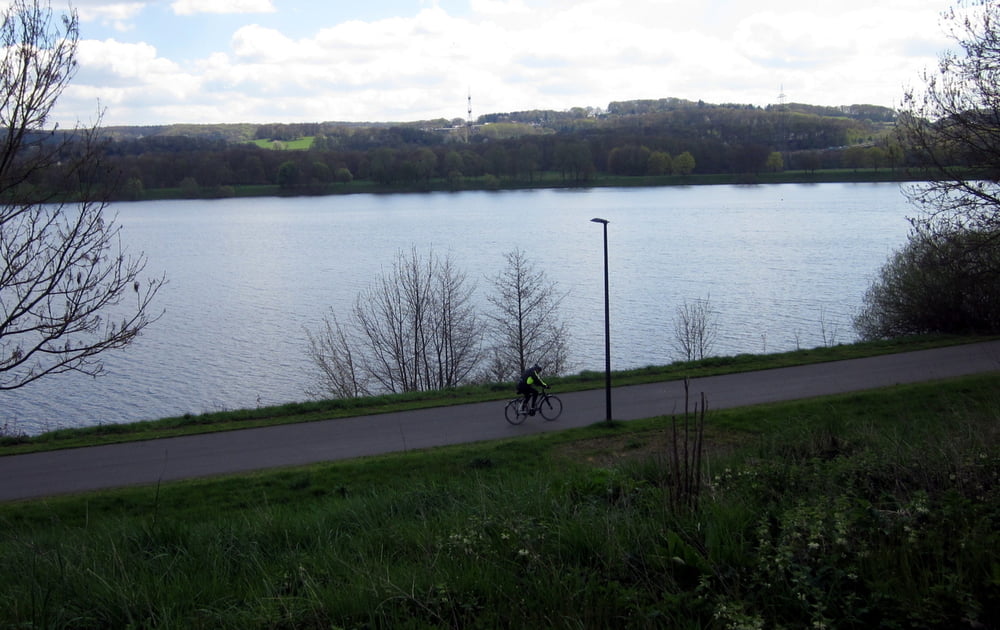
left=2, top=341, right=999, bottom=502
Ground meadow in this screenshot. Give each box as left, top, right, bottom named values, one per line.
left=1, top=368, right=997, bottom=628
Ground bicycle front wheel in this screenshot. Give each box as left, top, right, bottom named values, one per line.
left=538, top=395, right=563, bottom=421
left=504, top=399, right=526, bottom=425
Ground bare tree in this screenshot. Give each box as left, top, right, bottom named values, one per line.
left=899, top=0, right=1000, bottom=236
left=355, top=248, right=428, bottom=392
left=0, top=0, right=163, bottom=391
left=304, top=313, right=369, bottom=399
left=484, top=249, right=570, bottom=381
left=671, top=297, right=719, bottom=362
left=427, top=254, right=481, bottom=389
left=307, top=248, right=481, bottom=397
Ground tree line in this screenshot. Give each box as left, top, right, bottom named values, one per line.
left=18, top=98, right=912, bottom=201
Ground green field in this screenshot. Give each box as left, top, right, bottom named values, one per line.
left=251, top=136, right=315, bottom=150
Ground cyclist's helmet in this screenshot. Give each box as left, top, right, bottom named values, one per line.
left=532, top=364, right=541, bottom=372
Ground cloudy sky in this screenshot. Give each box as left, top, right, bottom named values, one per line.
left=45, top=0, right=957, bottom=127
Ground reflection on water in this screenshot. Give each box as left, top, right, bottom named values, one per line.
left=1, top=183, right=913, bottom=434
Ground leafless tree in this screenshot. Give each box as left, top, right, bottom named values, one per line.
left=0, top=0, right=163, bottom=391
left=426, top=254, right=481, bottom=389
left=304, top=313, right=369, bottom=399
left=484, top=249, right=570, bottom=382
left=307, top=248, right=481, bottom=397
left=899, top=0, right=1000, bottom=237
left=671, top=297, right=719, bottom=362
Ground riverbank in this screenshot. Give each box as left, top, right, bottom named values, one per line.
left=0, top=335, right=984, bottom=455
left=128, top=167, right=931, bottom=202
left=4, top=339, right=998, bottom=503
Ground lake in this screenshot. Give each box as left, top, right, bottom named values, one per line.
left=2, top=183, right=916, bottom=435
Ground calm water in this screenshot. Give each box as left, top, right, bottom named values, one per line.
left=2, top=183, right=915, bottom=434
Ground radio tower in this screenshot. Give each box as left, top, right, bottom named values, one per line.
left=777, top=84, right=788, bottom=155
left=466, top=89, right=473, bottom=142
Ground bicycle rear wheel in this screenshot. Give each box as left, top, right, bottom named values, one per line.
left=504, top=399, right=526, bottom=425
left=538, top=395, right=562, bottom=421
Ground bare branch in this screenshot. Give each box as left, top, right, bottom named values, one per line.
left=484, top=248, right=570, bottom=382
left=899, top=0, right=1000, bottom=234
left=671, top=296, right=719, bottom=362
left=307, top=248, right=481, bottom=397
left=0, top=0, right=163, bottom=390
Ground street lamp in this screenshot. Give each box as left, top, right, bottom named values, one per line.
left=590, top=217, right=612, bottom=423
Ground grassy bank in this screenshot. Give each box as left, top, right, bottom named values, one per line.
left=0, top=335, right=983, bottom=455
left=1, top=373, right=997, bottom=628
left=130, top=167, right=931, bottom=202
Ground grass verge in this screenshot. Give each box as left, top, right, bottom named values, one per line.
left=0, top=373, right=997, bottom=628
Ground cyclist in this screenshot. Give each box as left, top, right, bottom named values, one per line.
left=516, top=364, right=547, bottom=415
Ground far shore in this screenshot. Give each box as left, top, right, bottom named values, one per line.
left=121, top=167, right=933, bottom=203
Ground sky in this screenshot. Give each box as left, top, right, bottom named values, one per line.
left=35, top=0, right=960, bottom=127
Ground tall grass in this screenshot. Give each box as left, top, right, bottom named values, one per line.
left=1, top=375, right=998, bottom=628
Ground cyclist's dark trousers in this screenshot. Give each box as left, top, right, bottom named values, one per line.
left=517, top=383, right=538, bottom=409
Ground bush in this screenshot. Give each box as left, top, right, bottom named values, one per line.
left=854, top=229, right=1000, bottom=339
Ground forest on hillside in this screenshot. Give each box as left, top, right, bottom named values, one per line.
left=39, top=98, right=907, bottom=199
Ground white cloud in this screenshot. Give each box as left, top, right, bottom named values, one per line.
left=76, top=39, right=184, bottom=81
left=67, top=39, right=202, bottom=123
left=47, top=0, right=958, bottom=125
left=230, top=24, right=302, bottom=62
left=468, top=0, right=532, bottom=17
left=735, top=12, right=851, bottom=68
left=171, top=0, right=276, bottom=16
left=76, top=3, right=146, bottom=31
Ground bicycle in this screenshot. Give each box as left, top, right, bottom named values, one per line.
left=504, top=388, right=563, bottom=425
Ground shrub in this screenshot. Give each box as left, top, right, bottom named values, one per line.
left=854, top=229, right=1000, bottom=339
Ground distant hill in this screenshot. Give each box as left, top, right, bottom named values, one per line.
left=103, top=123, right=260, bottom=143
left=604, top=98, right=896, bottom=123
left=99, top=97, right=898, bottom=144
left=70, top=95, right=913, bottom=201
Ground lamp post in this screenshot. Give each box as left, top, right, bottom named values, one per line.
left=590, top=217, right=612, bottom=423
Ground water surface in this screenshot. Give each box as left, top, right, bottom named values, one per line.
left=1, top=183, right=915, bottom=434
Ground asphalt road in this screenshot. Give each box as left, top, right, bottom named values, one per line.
left=2, top=341, right=999, bottom=502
